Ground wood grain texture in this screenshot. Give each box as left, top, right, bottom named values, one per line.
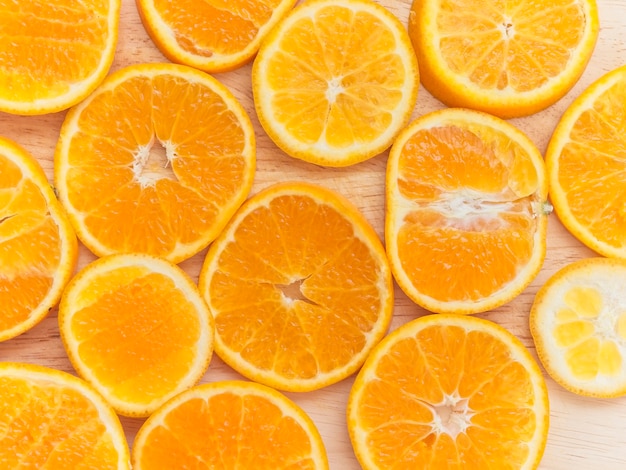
left=1, top=1, right=626, bottom=468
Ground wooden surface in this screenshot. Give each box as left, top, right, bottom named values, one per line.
left=1, top=1, right=626, bottom=468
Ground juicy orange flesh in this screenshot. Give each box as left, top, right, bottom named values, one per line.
left=209, top=194, right=385, bottom=380
left=64, top=73, right=250, bottom=257
left=0, top=0, right=111, bottom=102
left=136, top=392, right=317, bottom=468
left=152, top=0, right=279, bottom=56
left=0, top=375, right=120, bottom=468
left=266, top=5, right=406, bottom=147
left=395, top=125, right=540, bottom=302
left=0, top=156, right=62, bottom=332
left=555, top=79, right=626, bottom=249
left=355, top=325, right=537, bottom=468
left=435, top=0, right=585, bottom=92
left=70, top=268, right=203, bottom=404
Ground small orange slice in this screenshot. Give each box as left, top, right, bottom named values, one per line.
left=58, top=253, right=214, bottom=417
left=198, top=181, right=394, bottom=392
left=54, top=62, right=255, bottom=264
left=347, top=314, right=550, bottom=469
left=136, top=0, right=299, bottom=73
left=408, top=0, right=599, bottom=118
left=0, top=137, right=77, bottom=342
left=252, top=0, right=419, bottom=166
left=385, top=108, right=550, bottom=314
left=546, top=65, right=626, bottom=259
left=132, top=380, right=329, bottom=469
left=531, top=257, right=626, bottom=398
left=0, top=0, right=120, bottom=115
left=0, top=362, right=130, bottom=469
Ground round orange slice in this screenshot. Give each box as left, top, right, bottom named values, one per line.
left=347, top=314, right=550, bottom=469
left=198, top=181, right=394, bottom=392
left=530, top=257, right=626, bottom=398
left=0, top=0, right=120, bottom=115
left=0, top=362, right=130, bottom=469
left=132, top=380, right=329, bottom=469
left=58, top=253, right=214, bottom=417
left=385, top=108, right=550, bottom=314
left=54, top=62, right=255, bottom=264
left=0, top=137, right=77, bottom=342
left=136, top=0, right=299, bottom=73
left=408, top=0, right=600, bottom=118
left=252, top=0, right=419, bottom=167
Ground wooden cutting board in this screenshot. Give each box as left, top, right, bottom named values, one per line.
left=1, top=1, right=625, bottom=468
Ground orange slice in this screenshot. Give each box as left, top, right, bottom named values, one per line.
left=54, top=62, right=255, bottom=264
left=0, top=0, right=120, bottom=115
left=252, top=0, right=419, bottom=167
left=58, top=253, right=214, bottom=417
left=136, top=0, right=298, bottom=73
left=530, top=257, right=626, bottom=398
left=0, top=137, right=77, bottom=342
left=198, top=181, right=394, bottom=392
left=546, top=65, right=626, bottom=259
left=385, top=108, right=550, bottom=314
left=0, top=362, right=130, bottom=469
left=347, top=314, right=550, bottom=469
left=408, top=0, right=600, bottom=118
left=132, top=380, right=329, bottom=469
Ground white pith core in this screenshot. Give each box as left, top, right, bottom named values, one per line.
left=132, top=136, right=177, bottom=188
left=432, top=392, right=474, bottom=438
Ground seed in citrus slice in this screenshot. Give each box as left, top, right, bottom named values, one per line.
left=136, top=0, right=298, bottom=73
left=0, top=137, right=77, bottom=342
left=131, top=380, right=329, bottom=469
left=408, top=0, right=599, bottom=119
left=54, top=62, right=255, bottom=264
left=347, top=314, right=550, bottom=470
left=198, top=181, right=393, bottom=392
left=546, top=65, right=626, bottom=259
left=0, top=0, right=120, bottom=115
left=58, top=253, right=214, bottom=417
left=252, top=0, right=419, bottom=167
left=530, top=257, right=626, bottom=398
left=385, top=108, right=549, bottom=314
left=0, top=362, right=130, bottom=469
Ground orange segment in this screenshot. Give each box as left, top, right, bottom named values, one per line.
left=385, top=108, right=549, bottom=314
left=132, top=380, right=329, bottom=469
left=408, top=0, right=599, bottom=118
left=54, top=62, right=255, bottom=263
left=136, top=0, right=298, bottom=73
left=347, top=314, right=549, bottom=470
left=0, top=0, right=120, bottom=115
left=546, top=65, right=626, bottom=259
left=0, top=137, right=77, bottom=342
left=252, top=0, right=419, bottom=166
left=530, top=257, right=626, bottom=398
left=58, top=253, right=214, bottom=417
left=198, top=181, right=393, bottom=392
left=0, top=362, right=130, bottom=469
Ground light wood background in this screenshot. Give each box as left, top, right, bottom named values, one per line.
left=1, top=1, right=626, bottom=468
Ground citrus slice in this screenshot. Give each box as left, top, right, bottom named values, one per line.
left=530, top=257, right=626, bottom=398
left=198, top=181, right=394, bottom=392
left=408, top=0, right=599, bottom=118
left=347, top=314, right=550, bottom=470
left=132, top=380, right=329, bottom=469
left=0, top=137, right=77, bottom=342
left=385, top=108, right=550, bottom=314
left=0, top=0, right=120, bottom=115
left=54, top=62, right=255, bottom=264
left=136, top=0, right=298, bottom=73
left=58, top=253, right=214, bottom=417
left=0, top=362, right=130, bottom=469
left=252, top=0, right=419, bottom=167
left=546, top=65, right=626, bottom=259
